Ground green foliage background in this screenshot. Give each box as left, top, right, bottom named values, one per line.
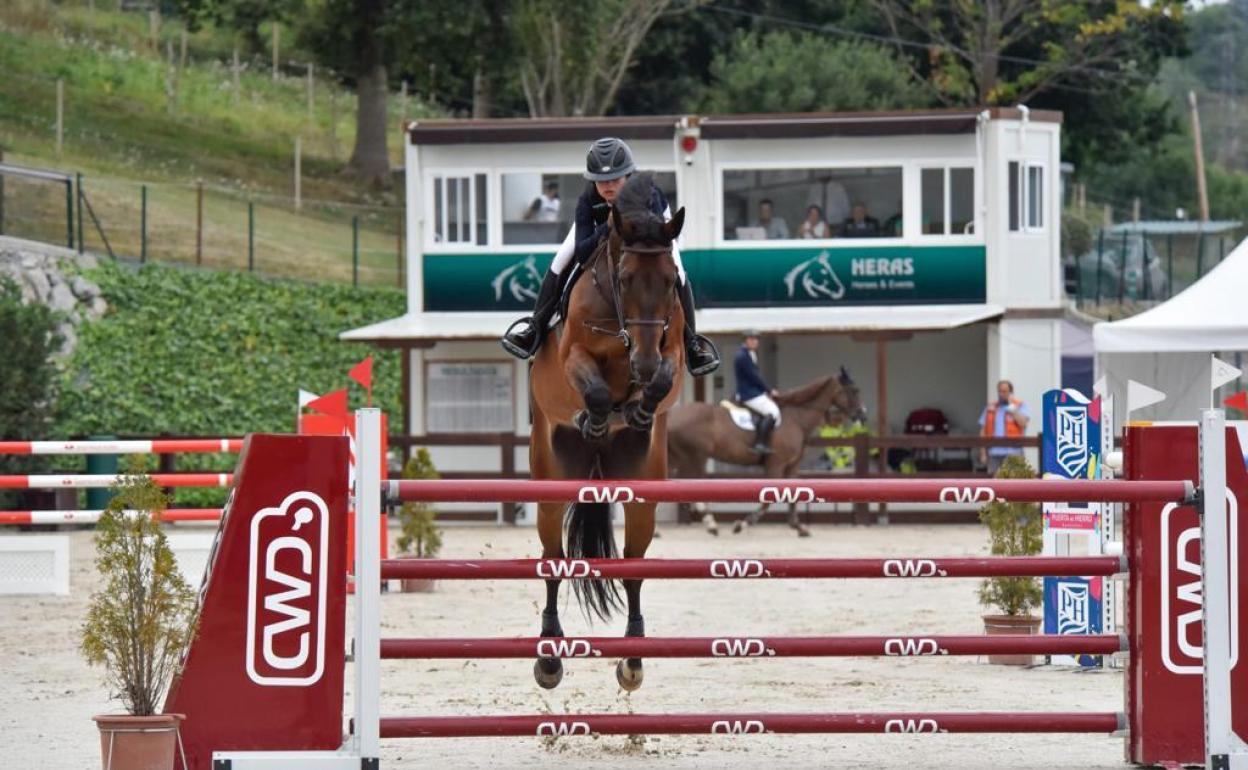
left=53, top=261, right=403, bottom=505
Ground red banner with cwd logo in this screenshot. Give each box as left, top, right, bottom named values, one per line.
left=1126, top=423, right=1248, bottom=765
left=165, top=433, right=350, bottom=769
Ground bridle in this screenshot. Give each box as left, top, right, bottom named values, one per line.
left=583, top=237, right=675, bottom=352
left=823, top=379, right=863, bottom=423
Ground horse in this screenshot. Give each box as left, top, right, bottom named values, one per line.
left=526, top=174, right=685, bottom=692
left=666, top=370, right=866, bottom=536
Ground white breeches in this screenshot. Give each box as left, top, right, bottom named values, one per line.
left=548, top=209, right=687, bottom=284
left=743, top=394, right=781, bottom=425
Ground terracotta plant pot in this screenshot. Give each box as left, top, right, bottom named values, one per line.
left=397, top=555, right=437, bottom=593
left=93, top=713, right=184, bottom=770
left=982, top=614, right=1042, bottom=665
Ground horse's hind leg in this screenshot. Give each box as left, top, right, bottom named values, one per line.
left=695, top=501, right=718, bottom=536
left=534, top=501, right=566, bottom=689
left=617, top=501, right=655, bottom=692
left=733, top=501, right=768, bottom=534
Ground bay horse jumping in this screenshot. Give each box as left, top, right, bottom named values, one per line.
left=667, top=370, right=866, bottom=536
left=527, top=174, right=684, bottom=692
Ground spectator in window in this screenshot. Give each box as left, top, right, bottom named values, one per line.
left=798, top=205, right=829, bottom=239
left=523, top=181, right=561, bottom=222
left=841, top=201, right=881, bottom=238
left=883, top=199, right=903, bottom=236
left=978, top=379, right=1031, bottom=475
left=754, top=198, right=790, bottom=239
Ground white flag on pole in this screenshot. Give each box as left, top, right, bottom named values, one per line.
left=1092, top=376, right=1108, bottom=397
left=298, top=389, right=320, bottom=408
left=1211, top=356, right=1242, bottom=391
left=1126, top=380, right=1166, bottom=416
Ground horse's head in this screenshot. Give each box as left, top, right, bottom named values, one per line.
left=607, top=175, right=683, bottom=384
left=826, top=366, right=868, bottom=425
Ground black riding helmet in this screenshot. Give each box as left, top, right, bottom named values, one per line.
left=583, top=137, right=635, bottom=181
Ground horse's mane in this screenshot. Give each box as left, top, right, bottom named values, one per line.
left=614, top=173, right=669, bottom=245
left=773, top=376, right=835, bottom=407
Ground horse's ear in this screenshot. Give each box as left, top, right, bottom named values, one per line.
left=839, top=366, right=852, bottom=384
left=665, top=207, right=686, bottom=241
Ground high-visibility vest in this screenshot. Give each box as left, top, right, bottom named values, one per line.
left=982, top=398, right=1025, bottom=437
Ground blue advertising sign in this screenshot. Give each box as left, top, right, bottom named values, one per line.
left=1042, top=389, right=1101, bottom=481
left=1044, top=577, right=1105, bottom=668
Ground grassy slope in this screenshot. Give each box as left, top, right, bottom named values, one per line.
left=0, top=0, right=440, bottom=285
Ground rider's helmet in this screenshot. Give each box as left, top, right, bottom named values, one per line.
left=583, top=137, right=636, bottom=181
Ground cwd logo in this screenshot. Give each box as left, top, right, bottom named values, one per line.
left=246, top=491, right=329, bottom=687
left=759, top=486, right=819, bottom=504
left=536, top=721, right=592, bottom=737
left=883, top=638, right=946, bottom=656
left=882, top=559, right=946, bottom=578
left=1160, top=492, right=1239, bottom=675
left=884, top=719, right=943, bottom=733
left=577, top=485, right=638, bottom=504
left=711, top=638, right=772, bottom=657
left=536, top=639, right=600, bottom=658
left=711, top=720, right=767, bottom=734
left=709, top=559, right=768, bottom=578
left=938, top=486, right=996, bottom=504
left=536, top=559, right=598, bottom=579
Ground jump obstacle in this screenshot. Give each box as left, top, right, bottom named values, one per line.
left=158, top=409, right=1246, bottom=769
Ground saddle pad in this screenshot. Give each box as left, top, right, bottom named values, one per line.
left=720, top=400, right=755, bottom=431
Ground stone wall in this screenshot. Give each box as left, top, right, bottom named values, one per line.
left=0, top=236, right=107, bottom=357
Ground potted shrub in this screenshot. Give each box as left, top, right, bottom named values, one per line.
left=395, top=448, right=442, bottom=593
left=81, top=464, right=197, bottom=769
left=977, top=454, right=1044, bottom=665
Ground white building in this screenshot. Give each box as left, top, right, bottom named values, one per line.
left=343, top=108, right=1063, bottom=485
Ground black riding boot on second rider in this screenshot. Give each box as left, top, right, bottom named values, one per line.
left=752, top=415, right=777, bottom=456
left=501, top=273, right=721, bottom=378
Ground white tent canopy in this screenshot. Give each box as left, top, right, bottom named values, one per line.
left=1094, top=236, right=1247, bottom=424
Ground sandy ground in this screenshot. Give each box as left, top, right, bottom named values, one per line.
left=0, top=522, right=1130, bottom=769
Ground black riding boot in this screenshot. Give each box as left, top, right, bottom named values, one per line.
left=501, top=271, right=562, bottom=360
left=752, top=415, right=777, bottom=455
left=677, top=279, right=720, bottom=376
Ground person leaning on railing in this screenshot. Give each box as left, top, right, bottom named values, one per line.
left=978, top=379, right=1030, bottom=475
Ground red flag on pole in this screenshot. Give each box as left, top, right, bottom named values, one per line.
left=348, top=356, right=374, bottom=407
left=1224, top=391, right=1248, bottom=411
left=306, top=388, right=348, bottom=419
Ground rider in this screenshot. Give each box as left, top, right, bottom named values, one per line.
left=500, top=137, right=720, bottom=377
left=734, top=330, right=780, bottom=455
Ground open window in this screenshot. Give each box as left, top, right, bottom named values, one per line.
left=721, top=166, right=903, bottom=241
left=1008, top=161, right=1045, bottom=233
left=920, top=166, right=975, bottom=236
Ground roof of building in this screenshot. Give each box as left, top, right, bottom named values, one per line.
left=405, top=107, right=1060, bottom=145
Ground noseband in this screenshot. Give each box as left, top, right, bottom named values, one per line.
left=583, top=240, right=674, bottom=351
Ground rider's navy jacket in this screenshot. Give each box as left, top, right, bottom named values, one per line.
left=734, top=346, right=770, bottom=401
left=573, top=182, right=669, bottom=265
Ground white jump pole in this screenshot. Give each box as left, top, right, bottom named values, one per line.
left=1200, top=408, right=1246, bottom=770
left=354, top=408, right=382, bottom=765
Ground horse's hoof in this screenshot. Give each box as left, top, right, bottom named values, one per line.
left=732, top=519, right=747, bottom=535
left=623, top=402, right=654, bottom=432
left=796, top=524, right=812, bottom=538
left=573, top=410, right=608, bottom=443
left=534, top=657, right=563, bottom=689
left=701, top=513, right=719, bottom=536
left=616, top=658, right=644, bottom=692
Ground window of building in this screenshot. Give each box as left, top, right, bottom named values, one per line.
left=425, top=362, right=513, bottom=432
left=431, top=173, right=487, bottom=245
left=1008, top=161, right=1045, bottom=233
left=722, top=167, right=902, bottom=241
left=499, top=171, right=679, bottom=246
left=920, top=166, right=975, bottom=236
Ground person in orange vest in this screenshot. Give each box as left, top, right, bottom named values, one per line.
left=978, top=379, right=1030, bottom=475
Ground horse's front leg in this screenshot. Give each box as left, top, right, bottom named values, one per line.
left=565, top=344, right=611, bottom=442
left=534, top=501, right=566, bottom=689
left=623, top=358, right=675, bottom=432
left=616, top=500, right=656, bottom=692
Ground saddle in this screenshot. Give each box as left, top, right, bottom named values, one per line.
left=720, top=399, right=764, bottom=432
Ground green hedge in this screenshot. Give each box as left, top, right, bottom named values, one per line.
left=54, top=261, right=405, bottom=506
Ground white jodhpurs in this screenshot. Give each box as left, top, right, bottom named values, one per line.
left=743, top=393, right=781, bottom=425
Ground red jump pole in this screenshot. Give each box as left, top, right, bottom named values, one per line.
left=0, top=438, right=243, bottom=455
left=0, top=508, right=222, bottom=525
left=380, top=634, right=1126, bottom=660
left=0, top=473, right=232, bottom=489
left=387, top=477, right=1194, bottom=505
left=379, top=711, right=1126, bottom=738
left=380, top=555, right=1126, bottom=581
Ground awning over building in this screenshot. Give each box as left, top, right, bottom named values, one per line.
left=340, top=304, right=1005, bottom=345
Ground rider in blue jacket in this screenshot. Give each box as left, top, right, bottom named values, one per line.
left=734, top=330, right=780, bottom=454
left=500, top=137, right=719, bottom=377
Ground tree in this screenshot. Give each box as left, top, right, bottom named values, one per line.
left=0, top=278, right=62, bottom=508
left=178, top=0, right=299, bottom=55
left=869, top=0, right=1188, bottom=169
left=512, top=0, right=687, bottom=117
left=703, top=30, right=930, bottom=114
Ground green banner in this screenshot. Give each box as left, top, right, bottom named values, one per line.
left=423, top=245, right=985, bottom=311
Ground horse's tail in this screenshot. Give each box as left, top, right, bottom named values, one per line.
left=565, top=500, right=622, bottom=622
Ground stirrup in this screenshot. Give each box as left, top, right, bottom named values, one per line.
left=501, top=317, right=539, bottom=359
left=753, top=443, right=773, bottom=456
left=685, top=334, right=721, bottom=377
